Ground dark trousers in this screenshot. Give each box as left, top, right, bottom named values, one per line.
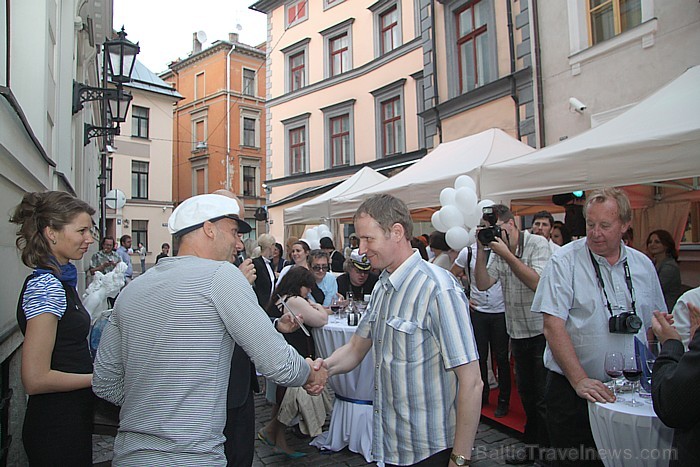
left=511, top=334, right=549, bottom=447
left=544, top=371, right=603, bottom=466
left=471, top=310, right=511, bottom=404
left=224, top=389, right=255, bottom=467
left=386, top=449, right=451, bottom=467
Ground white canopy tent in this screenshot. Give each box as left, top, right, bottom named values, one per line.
left=481, top=65, right=700, bottom=203
left=331, top=128, right=535, bottom=219
left=284, top=166, right=387, bottom=224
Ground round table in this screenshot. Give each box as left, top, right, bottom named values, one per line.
left=310, top=315, right=374, bottom=462
left=588, top=400, right=674, bottom=467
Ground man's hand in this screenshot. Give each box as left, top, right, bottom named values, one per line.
left=573, top=377, right=615, bottom=403
left=303, top=357, right=327, bottom=395
left=488, top=237, right=511, bottom=258
left=237, top=258, right=256, bottom=285
left=652, top=311, right=682, bottom=344
left=276, top=312, right=302, bottom=333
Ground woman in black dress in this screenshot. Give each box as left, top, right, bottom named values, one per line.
left=10, top=191, right=96, bottom=465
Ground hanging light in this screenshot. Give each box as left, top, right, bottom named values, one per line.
left=107, top=88, right=133, bottom=124
left=104, top=26, right=140, bottom=84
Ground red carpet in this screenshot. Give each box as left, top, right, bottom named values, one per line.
left=480, top=358, right=526, bottom=433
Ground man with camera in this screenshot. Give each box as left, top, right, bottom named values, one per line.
left=531, top=188, right=666, bottom=466
left=474, top=205, right=552, bottom=464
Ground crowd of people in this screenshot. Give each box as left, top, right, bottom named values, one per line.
left=9, top=186, right=699, bottom=467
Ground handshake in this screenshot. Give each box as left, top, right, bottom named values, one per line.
left=303, top=358, right=328, bottom=396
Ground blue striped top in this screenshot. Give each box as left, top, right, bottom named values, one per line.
left=22, top=273, right=66, bottom=320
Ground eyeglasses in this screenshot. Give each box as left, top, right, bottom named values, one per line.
left=311, top=265, right=329, bottom=271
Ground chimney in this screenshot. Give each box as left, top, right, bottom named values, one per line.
left=229, top=33, right=239, bottom=43
left=193, top=32, right=202, bottom=54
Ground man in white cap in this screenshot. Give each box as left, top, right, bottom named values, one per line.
left=93, top=194, right=327, bottom=466
left=336, top=249, right=379, bottom=299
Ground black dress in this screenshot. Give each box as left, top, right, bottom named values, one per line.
left=17, top=274, right=94, bottom=466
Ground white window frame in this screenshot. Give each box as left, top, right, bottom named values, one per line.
left=240, top=108, right=261, bottom=148
left=323, top=0, right=345, bottom=10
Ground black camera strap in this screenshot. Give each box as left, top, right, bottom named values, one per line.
left=588, top=249, right=637, bottom=317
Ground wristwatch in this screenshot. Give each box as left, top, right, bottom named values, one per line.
left=450, top=452, right=470, bottom=466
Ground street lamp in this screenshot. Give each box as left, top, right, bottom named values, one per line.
left=73, top=26, right=139, bottom=239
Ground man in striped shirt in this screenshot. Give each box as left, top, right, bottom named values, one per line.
left=93, top=194, right=326, bottom=465
left=322, top=194, right=482, bottom=467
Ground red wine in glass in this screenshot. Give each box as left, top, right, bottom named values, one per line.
left=622, top=369, right=642, bottom=382
left=606, top=369, right=622, bottom=379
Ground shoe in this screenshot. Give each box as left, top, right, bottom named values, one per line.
left=282, top=450, right=307, bottom=459
left=505, top=446, right=535, bottom=465
left=494, top=402, right=509, bottom=418
left=257, top=429, right=275, bottom=447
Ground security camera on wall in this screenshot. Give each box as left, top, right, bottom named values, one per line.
left=569, top=97, right=587, bottom=113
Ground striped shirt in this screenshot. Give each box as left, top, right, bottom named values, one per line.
left=93, top=256, right=311, bottom=466
left=487, top=230, right=551, bottom=339
left=356, top=251, right=479, bottom=465
left=22, top=273, right=66, bottom=320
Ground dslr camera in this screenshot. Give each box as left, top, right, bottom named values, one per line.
left=608, top=311, right=643, bottom=334
left=477, top=207, right=502, bottom=245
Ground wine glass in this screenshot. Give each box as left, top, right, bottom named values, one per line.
left=604, top=351, right=625, bottom=401
left=329, top=295, right=341, bottom=318
left=640, top=340, right=661, bottom=402
left=623, top=353, right=643, bottom=407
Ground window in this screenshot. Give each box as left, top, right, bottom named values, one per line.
left=194, top=168, right=206, bottom=195
left=290, top=52, right=305, bottom=91
left=371, top=79, right=405, bottom=158
left=588, top=0, right=641, bottom=45
left=380, top=6, right=399, bottom=54
left=282, top=38, right=310, bottom=93
left=322, top=99, right=355, bottom=168
left=243, top=68, right=256, bottom=96
left=195, top=72, right=205, bottom=100
left=324, top=0, right=345, bottom=10
left=242, top=164, right=258, bottom=197
left=289, top=128, right=306, bottom=174
left=329, top=34, right=349, bottom=76
left=131, top=160, right=149, bottom=199
left=105, top=157, right=113, bottom=192
left=132, top=220, right=148, bottom=251
left=240, top=109, right=260, bottom=148
left=193, top=119, right=207, bottom=150
left=455, top=0, right=492, bottom=93
left=283, top=113, right=310, bottom=176
left=243, top=218, right=257, bottom=240
left=370, top=0, right=402, bottom=58
left=131, top=106, right=149, bottom=139
left=321, top=19, right=354, bottom=79
left=285, top=0, right=308, bottom=28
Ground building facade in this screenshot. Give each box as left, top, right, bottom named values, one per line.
left=0, top=0, right=111, bottom=463
left=251, top=0, right=537, bottom=241
left=107, top=61, right=182, bottom=268
left=162, top=33, right=267, bottom=237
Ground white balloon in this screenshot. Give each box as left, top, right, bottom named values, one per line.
left=454, top=175, right=477, bottom=192
left=466, top=229, right=476, bottom=247
left=309, top=239, right=320, bottom=250
left=463, top=209, right=482, bottom=229
left=304, top=229, right=319, bottom=242
left=446, top=226, right=469, bottom=250
left=431, top=210, right=448, bottom=232
left=318, top=224, right=331, bottom=233
left=476, top=199, right=495, bottom=211
left=439, top=187, right=457, bottom=207
left=440, top=205, right=464, bottom=229
left=319, top=231, right=332, bottom=240
left=455, top=187, right=478, bottom=214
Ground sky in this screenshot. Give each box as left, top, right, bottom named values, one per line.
left=113, top=0, right=267, bottom=74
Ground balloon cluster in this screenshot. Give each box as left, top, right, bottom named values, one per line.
left=302, top=224, right=333, bottom=250
left=431, top=175, right=494, bottom=251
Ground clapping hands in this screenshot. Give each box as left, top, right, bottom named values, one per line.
left=303, top=358, right=327, bottom=396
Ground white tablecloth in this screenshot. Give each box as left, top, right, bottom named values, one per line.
left=310, top=315, right=374, bottom=462
left=588, top=400, right=674, bottom=467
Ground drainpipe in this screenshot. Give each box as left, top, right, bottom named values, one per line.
left=506, top=0, right=521, bottom=139
left=226, top=42, right=236, bottom=191
left=429, top=0, right=442, bottom=144
left=530, top=0, right=545, bottom=147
